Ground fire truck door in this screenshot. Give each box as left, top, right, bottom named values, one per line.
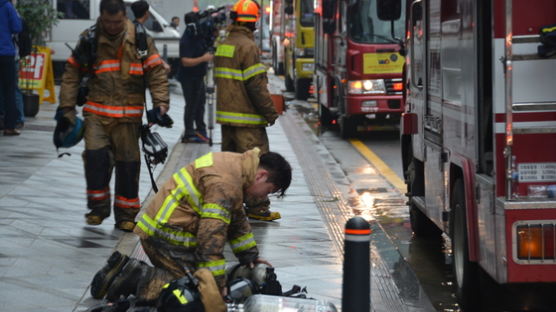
left=412, top=0, right=445, bottom=223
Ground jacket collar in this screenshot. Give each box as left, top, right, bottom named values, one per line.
left=228, top=24, right=254, bottom=40
left=96, top=18, right=134, bottom=45
left=241, top=148, right=261, bottom=189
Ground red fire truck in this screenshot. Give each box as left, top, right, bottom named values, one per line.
left=270, top=0, right=285, bottom=75
left=379, top=0, right=556, bottom=310
left=314, top=0, right=405, bottom=138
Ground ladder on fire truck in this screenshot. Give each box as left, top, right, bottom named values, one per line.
left=502, top=0, right=556, bottom=201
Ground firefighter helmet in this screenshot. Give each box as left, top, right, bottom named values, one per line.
left=53, top=115, right=84, bottom=149
left=233, top=0, right=260, bottom=23
left=230, top=0, right=245, bottom=21
left=157, top=276, right=203, bottom=312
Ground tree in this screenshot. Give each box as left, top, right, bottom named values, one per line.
left=16, top=0, right=61, bottom=46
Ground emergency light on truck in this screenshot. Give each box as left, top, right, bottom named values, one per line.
left=515, top=221, right=556, bottom=263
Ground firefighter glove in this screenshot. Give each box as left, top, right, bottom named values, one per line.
left=55, top=107, right=77, bottom=127
left=147, top=107, right=174, bottom=128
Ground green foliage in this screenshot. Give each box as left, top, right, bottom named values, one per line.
left=16, top=0, right=61, bottom=46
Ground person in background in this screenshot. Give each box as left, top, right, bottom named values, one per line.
left=170, top=16, right=179, bottom=31
left=178, top=11, right=213, bottom=143
left=14, top=63, right=24, bottom=129
left=0, top=0, right=22, bottom=136
left=0, top=62, right=24, bottom=129
left=214, top=0, right=281, bottom=221
left=131, top=0, right=171, bottom=74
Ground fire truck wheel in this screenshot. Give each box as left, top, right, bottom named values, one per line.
left=451, top=179, right=479, bottom=311
left=319, top=105, right=333, bottom=127
left=339, top=115, right=355, bottom=139
left=409, top=205, right=441, bottom=237
left=295, top=79, right=310, bottom=100
left=285, top=73, right=295, bottom=92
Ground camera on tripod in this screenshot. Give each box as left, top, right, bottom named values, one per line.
left=185, top=6, right=227, bottom=52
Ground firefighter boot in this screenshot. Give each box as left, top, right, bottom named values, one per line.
left=114, top=161, right=141, bottom=232
left=85, top=203, right=111, bottom=226
left=90, top=251, right=129, bottom=299
left=84, top=148, right=113, bottom=226
left=247, top=209, right=282, bottom=221
left=246, top=197, right=280, bottom=221
left=106, top=258, right=151, bottom=302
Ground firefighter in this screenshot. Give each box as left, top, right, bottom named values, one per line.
left=90, top=149, right=292, bottom=310
left=57, top=0, right=169, bottom=231
left=214, top=0, right=281, bottom=221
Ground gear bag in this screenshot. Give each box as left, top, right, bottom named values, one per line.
left=538, top=24, right=556, bottom=58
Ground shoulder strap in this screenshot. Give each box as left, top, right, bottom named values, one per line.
left=72, top=24, right=98, bottom=74
left=133, top=21, right=149, bottom=59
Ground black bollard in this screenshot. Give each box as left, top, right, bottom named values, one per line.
left=342, top=216, right=371, bottom=312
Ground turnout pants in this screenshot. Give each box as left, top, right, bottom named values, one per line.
left=221, top=125, right=271, bottom=214
left=83, top=114, right=141, bottom=224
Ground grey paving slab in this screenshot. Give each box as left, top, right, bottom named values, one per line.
left=0, top=86, right=187, bottom=312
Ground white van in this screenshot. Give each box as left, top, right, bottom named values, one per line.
left=48, top=0, right=181, bottom=78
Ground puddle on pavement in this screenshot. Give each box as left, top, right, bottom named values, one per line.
left=291, top=96, right=461, bottom=311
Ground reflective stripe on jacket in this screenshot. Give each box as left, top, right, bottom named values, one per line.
left=59, top=19, right=169, bottom=122
left=134, top=149, right=261, bottom=284
left=214, top=25, right=277, bottom=128
left=83, top=101, right=143, bottom=118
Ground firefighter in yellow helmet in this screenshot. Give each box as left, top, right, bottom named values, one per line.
left=214, top=0, right=281, bottom=221
left=57, top=0, right=169, bottom=231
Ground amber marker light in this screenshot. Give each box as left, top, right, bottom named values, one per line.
left=393, top=82, right=404, bottom=91
left=517, top=225, right=543, bottom=259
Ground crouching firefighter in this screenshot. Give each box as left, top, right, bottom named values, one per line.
left=56, top=0, right=169, bottom=231
left=90, top=149, right=292, bottom=310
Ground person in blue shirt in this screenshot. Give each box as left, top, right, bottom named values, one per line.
left=0, top=0, right=22, bottom=136
left=178, top=11, right=213, bottom=143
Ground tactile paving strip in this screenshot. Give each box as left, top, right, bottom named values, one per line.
left=280, top=110, right=408, bottom=312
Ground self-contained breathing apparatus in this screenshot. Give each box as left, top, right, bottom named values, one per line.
left=66, top=22, right=173, bottom=192
left=84, top=263, right=336, bottom=312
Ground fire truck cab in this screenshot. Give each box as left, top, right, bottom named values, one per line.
left=382, top=0, right=556, bottom=309
left=314, top=0, right=405, bottom=138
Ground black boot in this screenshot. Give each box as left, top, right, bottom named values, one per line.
left=90, top=251, right=130, bottom=299
left=106, top=258, right=150, bottom=302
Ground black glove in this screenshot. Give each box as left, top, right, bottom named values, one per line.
left=146, top=107, right=173, bottom=128
left=55, top=107, right=76, bottom=128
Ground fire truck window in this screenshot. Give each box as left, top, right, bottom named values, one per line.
left=410, top=1, right=424, bottom=88
left=441, top=0, right=460, bottom=22
left=300, top=0, right=314, bottom=27
left=57, top=0, right=90, bottom=20
left=348, top=0, right=405, bottom=44
left=322, top=0, right=335, bottom=19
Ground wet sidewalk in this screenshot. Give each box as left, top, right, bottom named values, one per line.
left=0, top=76, right=435, bottom=311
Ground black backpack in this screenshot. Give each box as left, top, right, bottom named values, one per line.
left=15, top=19, right=32, bottom=58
